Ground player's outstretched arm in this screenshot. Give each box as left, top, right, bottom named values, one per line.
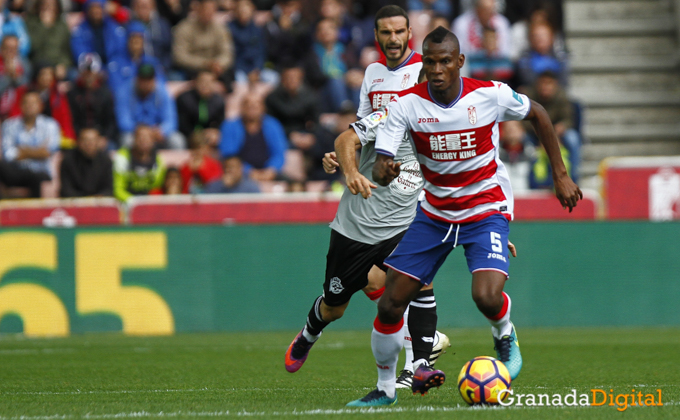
left=525, top=100, right=583, bottom=212
left=372, top=153, right=401, bottom=187
left=335, top=129, right=377, bottom=199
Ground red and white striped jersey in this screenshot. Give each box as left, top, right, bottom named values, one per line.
left=375, top=78, right=531, bottom=224
left=357, top=51, right=423, bottom=119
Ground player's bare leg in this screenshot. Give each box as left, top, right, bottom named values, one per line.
left=472, top=270, right=522, bottom=380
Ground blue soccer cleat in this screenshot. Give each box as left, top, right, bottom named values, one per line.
left=411, top=364, right=445, bottom=395
left=493, top=322, right=522, bottom=380
left=346, top=388, right=397, bottom=407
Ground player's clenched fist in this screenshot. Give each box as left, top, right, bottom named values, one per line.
left=323, top=152, right=339, bottom=174
left=372, top=154, right=401, bottom=186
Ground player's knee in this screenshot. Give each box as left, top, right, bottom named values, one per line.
left=377, top=295, right=406, bottom=325
left=472, top=288, right=503, bottom=314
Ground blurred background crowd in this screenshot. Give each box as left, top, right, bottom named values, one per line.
left=0, top=0, right=580, bottom=202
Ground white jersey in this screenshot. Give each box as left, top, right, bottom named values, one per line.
left=357, top=51, right=423, bottom=119
left=329, top=51, right=423, bottom=245
left=375, top=78, right=531, bottom=224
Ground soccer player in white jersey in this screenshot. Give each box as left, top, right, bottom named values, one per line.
left=347, top=27, right=582, bottom=406
left=284, top=6, right=449, bottom=385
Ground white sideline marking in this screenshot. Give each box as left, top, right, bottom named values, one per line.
left=0, top=402, right=677, bottom=419
left=3, top=388, right=369, bottom=396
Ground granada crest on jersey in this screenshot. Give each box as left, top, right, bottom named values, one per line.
left=401, top=73, right=410, bottom=89
left=468, top=106, right=477, bottom=125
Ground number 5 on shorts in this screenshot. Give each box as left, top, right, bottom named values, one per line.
left=490, top=232, right=503, bottom=253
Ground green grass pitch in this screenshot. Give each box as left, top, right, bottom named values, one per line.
left=1, top=328, right=679, bottom=419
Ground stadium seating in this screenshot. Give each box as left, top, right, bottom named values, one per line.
left=564, top=0, right=680, bottom=188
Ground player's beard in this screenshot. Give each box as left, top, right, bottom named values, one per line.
left=380, top=40, right=408, bottom=62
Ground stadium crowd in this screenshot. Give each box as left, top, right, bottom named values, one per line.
left=0, top=0, right=581, bottom=201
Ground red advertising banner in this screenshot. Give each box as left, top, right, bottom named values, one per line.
left=127, top=191, right=599, bottom=225
left=0, top=198, right=122, bottom=227
left=127, top=194, right=342, bottom=225
left=603, top=157, right=680, bottom=220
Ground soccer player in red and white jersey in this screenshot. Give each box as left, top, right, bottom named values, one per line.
left=347, top=27, right=582, bottom=405
left=285, top=6, right=448, bottom=389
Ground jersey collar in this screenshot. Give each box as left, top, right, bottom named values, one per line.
left=387, top=50, right=415, bottom=71
left=427, top=77, right=463, bottom=109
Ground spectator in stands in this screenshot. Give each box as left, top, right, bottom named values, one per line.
left=155, top=0, right=190, bottom=26
left=172, top=0, right=235, bottom=87
left=131, top=0, right=173, bottom=74
left=25, top=0, right=72, bottom=81
left=176, top=70, right=225, bottom=144
left=113, top=123, right=166, bottom=201
left=408, top=0, right=452, bottom=20
left=0, top=90, right=60, bottom=197
left=60, top=127, right=113, bottom=197
left=68, top=53, right=118, bottom=148
left=524, top=70, right=580, bottom=183
left=265, top=64, right=318, bottom=135
left=229, top=0, right=269, bottom=85
left=312, top=18, right=359, bottom=112
left=529, top=140, right=570, bottom=190
left=204, top=156, right=260, bottom=193
left=428, top=13, right=451, bottom=32
left=451, top=0, right=511, bottom=57
left=319, top=0, right=363, bottom=52
left=0, top=35, right=30, bottom=120
left=158, top=166, right=182, bottom=194
left=219, top=95, right=287, bottom=182
left=115, top=63, right=183, bottom=149
left=71, top=0, right=127, bottom=65
left=304, top=101, right=354, bottom=181
left=179, top=130, right=222, bottom=193
left=466, top=26, right=513, bottom=83
left=0, top=0, right=30, bottom=58
left=499, top=120, right=532, bottom=191
left=107, top=21, right=165, bottom=91
left=516, top=22, right=568, bottom=88
left=10, top=62, right=76, bottom=148
left=509, top=1, right=565, bottom=61
left=263, top=0, right=313, bottom=73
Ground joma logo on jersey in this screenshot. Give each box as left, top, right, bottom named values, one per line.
left=372, top=93, right=398, bottom=110
left=418, top=117, right=440, bottom=123
left=429, top=131, right=477, bottom=160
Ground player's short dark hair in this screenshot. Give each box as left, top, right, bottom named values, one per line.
left=423, top=26, right=460, bottom=50
left=374, top=5, right=409, bottom=31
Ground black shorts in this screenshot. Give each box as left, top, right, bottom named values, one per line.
left=323, top=229, right=406, bottom=307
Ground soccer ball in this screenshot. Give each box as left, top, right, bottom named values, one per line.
left=457, top=356, right=511, bottom=405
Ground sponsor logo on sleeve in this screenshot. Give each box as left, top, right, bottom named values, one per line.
left=512, top=90, right=524, bottom=104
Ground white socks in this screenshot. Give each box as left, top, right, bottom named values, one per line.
left=371, top=326, right=402, bottom=399
left=487, top=292, right=513, bottom=339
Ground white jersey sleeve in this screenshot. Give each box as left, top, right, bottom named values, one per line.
left=356, top=73, right=373, bottom=119
left=496, top=81, right=531, bottom=122
left=350, top=108, right=389, bottom=146
left=375, top=99, right=408, bottom=157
